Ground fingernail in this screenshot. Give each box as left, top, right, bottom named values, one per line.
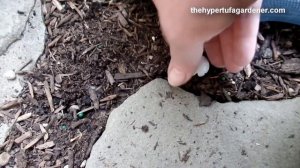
left=168, top=67, right=187, bottom=86
left=227, top=64, right=243, bottom=73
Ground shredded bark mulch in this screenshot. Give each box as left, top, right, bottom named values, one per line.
left=0, top=0, right=299, bottom=167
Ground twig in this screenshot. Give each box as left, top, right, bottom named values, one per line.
left=252, top=64, right=281, bottom=75
left=44, top=81, right=54, bottom=112
left=17, top=113, right=32, bottom=122
left=0, top=99, right=22, bottom=110
left=52, top=0, right=63, bottom=11
left=182, top=113, right=193, bottom=122
left=71, top=118, right=91, bottom=129
left=48, top=35, right=62, bottom=47
left=27, top=81, right=34, bottom=98
left=53, top=105, right=65, bottom=113
left=78, top=106, right=94, bottom=114
left=36, top=141, right=55, bottom=150
left=67, top=1, right=84, bottom=19
left=100, top=94, right=118, bottom=102
left=68, top=149, right=74, bottom=168
left=39, top=124, right=49, bottom=141
left=15, top=123, right=26, bottom=133
left=14, top=132, right=32, bottom=144
left=80, top=45, right=97, bottom=58
left=24, top=132, right=46, bottom=150
left=18, top=59, right=33, bottom=71
left=6, top=110, right=22, bottom=136
left=114, top=72, right=146, bottom=80
left=57, top=13, right=73, bottom=27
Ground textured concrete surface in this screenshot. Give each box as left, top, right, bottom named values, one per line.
left=0, top=0, right=45, bottom=145
left=86, top=79, right=300, bottom=168
left=0, top=0, right=45, bottom=104
left=0, top=0, right=35, bottom=55
left=0, top=124, right=10, bottom=145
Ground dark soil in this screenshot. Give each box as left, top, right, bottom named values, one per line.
left=0, top=0, right=299, bottom=167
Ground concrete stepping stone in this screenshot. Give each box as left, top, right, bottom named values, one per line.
left=86, top=78, right=300, bottom=168
left=0, top=0, right=45, bottom=104
left=0, top=0, right=45, bottom=145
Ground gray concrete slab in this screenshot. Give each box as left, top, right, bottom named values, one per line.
left=0, top=0, right=35, bottom=55
left=0, top=0, right=46, bottom=104
left=0, top=0, right=45, bottom=145
left=86, top=78, right=300, bottom=168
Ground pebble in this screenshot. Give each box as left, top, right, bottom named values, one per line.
left=196, top=56, right=210, bottom=77
left=262, top=48, right=273, bottom=59
left=3, top=70, right=16, bottom=80
left=255, top=84, right=262, bottom=91
left=288, top=88, right=295, bottom=96
left=0, top=152, right=10, bottom=166
left=80, top=160, right=87, bottom=167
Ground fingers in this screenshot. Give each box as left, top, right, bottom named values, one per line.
left=168, top=41, right=204, bottom=86
left=232, top=12, right=261, bottom=66
left=204, top=36, right=225, bottom=68
left=219, top=25, right=243, bottom=72
left=222, top=1, right=262, bottom=72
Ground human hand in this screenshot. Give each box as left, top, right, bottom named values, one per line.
left=153, top=0, right=262, bottom=86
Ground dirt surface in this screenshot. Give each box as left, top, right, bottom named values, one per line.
left=0, top=0, right=299, bottom=167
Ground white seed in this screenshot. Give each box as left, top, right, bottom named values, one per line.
left=80, top=160, right=87, bottom=167
left=3, top=70, right=16, bottom=80
left=151, top=36, right=155, bottom=41
left=196, top=56, right=210, bottom=77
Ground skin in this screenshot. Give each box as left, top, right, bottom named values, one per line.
left=152, top=0, right=263, bottom=86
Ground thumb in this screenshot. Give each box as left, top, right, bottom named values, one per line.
left=168, top=41, right=204, bottom=86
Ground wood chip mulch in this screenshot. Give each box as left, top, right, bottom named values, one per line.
left=184, top=23, right=300, bottom=102
left=0, top=0, right=299, bottom=167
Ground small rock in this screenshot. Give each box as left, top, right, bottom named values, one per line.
left=0, top=152, right=10, bottom=166
left=80, top=160, right=87, bottom=168
left=288, top=88, right=295, bottom=96
left=255, top=84, right=262, bottom=91
left=64, top=165, right=69, bottom=168
left=3, top=70, right=16, bottom=80
left=42, top=123, right=48, bottom=127
left=262, top=48, right=273, bottom=59
left=69, top=105, right=80, bottom=112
